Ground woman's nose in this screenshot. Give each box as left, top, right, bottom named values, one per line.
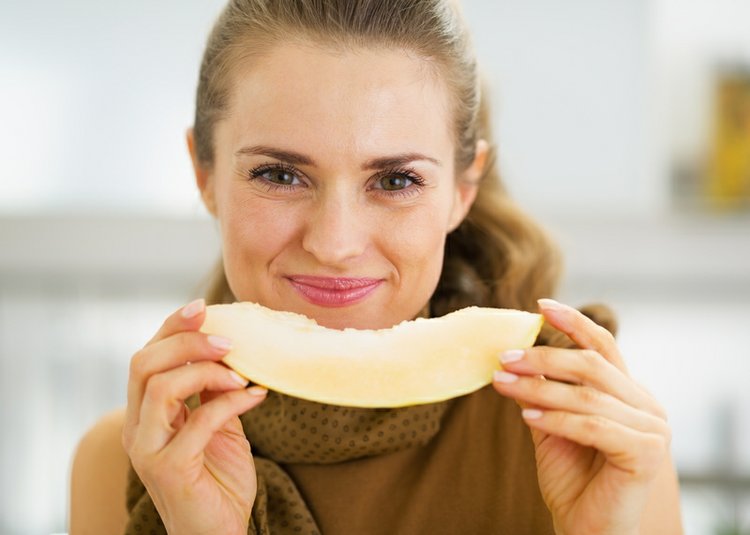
left=302, top=196, right=368, bottom=266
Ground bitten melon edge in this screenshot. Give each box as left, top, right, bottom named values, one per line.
left=200, top=302, right=543, bottom=408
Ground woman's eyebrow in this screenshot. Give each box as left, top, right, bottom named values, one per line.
left=234, top=145, right=441, bottom=169
left=362, top=153, right=442, bottom=170
left=234, top=145, right=313, bottom=166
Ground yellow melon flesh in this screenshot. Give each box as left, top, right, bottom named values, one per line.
left=200, top=302, right=543, bottom=408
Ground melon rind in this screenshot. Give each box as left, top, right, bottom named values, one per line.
left=200, top=302, right=543, bottom=408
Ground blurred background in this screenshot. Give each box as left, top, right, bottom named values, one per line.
left=1, top=0, right=749, bottom=533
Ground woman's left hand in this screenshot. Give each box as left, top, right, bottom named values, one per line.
left=493, top=299, right=672, bottom=535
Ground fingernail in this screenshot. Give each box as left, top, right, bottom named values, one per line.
left=537, top=298, right=573, bottom=330
left=208, top=335, right=232, bottom=351
left=182, top=298, right=205, bottom=319
left=522, top=408, right=544, bottom=419
left=229, top=370, right=248, bottom=386
left=247, top=385, right=268, bottom=396
left=500, top=349, right=524, bottom=364
left=537, top=298, right=564, bottom=311
left=493, top=370, right=519, bottom=384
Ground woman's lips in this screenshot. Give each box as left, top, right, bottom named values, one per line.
left=287, top=276, right=383, bottom=307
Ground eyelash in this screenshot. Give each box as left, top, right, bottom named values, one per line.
left=247, top=163, right=426, bottom=199
left=248, top=163, right=299, bottom=192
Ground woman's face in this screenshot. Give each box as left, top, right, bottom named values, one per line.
left=190, top=43, right=485, bottom=329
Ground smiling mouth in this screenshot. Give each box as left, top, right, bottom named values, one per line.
left=286, top=276, right=384, bottom=307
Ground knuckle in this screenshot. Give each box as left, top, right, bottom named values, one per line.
left=144, top=374, right=170, bottom=403
left=579, top=349, right=604, bottom=372
left=553, top=410, right=574, bottom=430
left=582, top=414, right=608, bottom=435
left=651, top=401, right=669, bottom=422
left=657, top=421, right=673, bottom=447
left=595, top=324, right=615, bottom=342
left=643, top=413, right=672, bottom=448
left=579, top=313, right=599, bottom=332
left=646, top=395, right=669, bottom=421
left=533, top=346, right=553, bottom=368
left=525, top=376, right=548, bottom=399
left=129, top=349, right=148, bottom=379
left=576, top=385, right=601, bottom=407
left=663, top=428, right=673, bottom=449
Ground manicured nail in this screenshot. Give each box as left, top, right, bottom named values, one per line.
left=537, top=298, right=564, bottom=311
left=247, top=385, right=268, bottom=396
left=500, top=349, right=525, bottom=364
left=229, top=370, right=248, bottom=386
left=181, top=298, right=205, bottom=319
left=522, top=408, right=543, bottom=419
left=208, top=335, right=232, bottom=351
left=493, top=370, right=519, bottom=384
left=537, top=298, right=573, bottom=330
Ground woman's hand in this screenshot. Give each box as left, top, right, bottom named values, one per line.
left=122, top=298, right=268, bottom=535
left=493, top=299, right=673, bottom=535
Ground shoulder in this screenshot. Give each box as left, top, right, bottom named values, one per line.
left=72, top=407, right=127, bottom=470
left=70, top=407, right=130, bottom=534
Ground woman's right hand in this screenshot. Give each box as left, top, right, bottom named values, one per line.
left=122, top=298, right=268, bottom=535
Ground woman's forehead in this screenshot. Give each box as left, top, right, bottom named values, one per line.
left=219, top=43, right=455, bottom=164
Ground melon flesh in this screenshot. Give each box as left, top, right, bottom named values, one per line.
left=200, top=302, right=543, bottom=408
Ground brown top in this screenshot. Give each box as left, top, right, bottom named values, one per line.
left=282, top=385, right=554, bottom=534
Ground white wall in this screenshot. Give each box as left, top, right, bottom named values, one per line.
left=0, top=0, right=226, bottom=215
left=463, top=0, right=660, bottom=215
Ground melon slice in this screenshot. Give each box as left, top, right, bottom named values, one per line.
left=200, top=302, right=543, bottom=408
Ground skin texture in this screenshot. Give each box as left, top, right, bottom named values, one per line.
left=196, top=44, right=483, bottom=330
left=120, top=42, right=683, bottom=534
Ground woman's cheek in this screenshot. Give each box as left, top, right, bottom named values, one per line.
left=383, top=206, right=447, bottom=277
left=217, top=199, right=297, bottom=297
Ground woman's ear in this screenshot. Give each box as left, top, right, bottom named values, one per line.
left=186, top=127, right=217, bottom=216
left=447, top=139, right=489, bottom=233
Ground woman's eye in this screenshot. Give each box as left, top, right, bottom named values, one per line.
left=378, top=175, right=413, bottom=191
left=261, top=167, right=299, bottom=185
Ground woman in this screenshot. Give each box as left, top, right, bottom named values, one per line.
left=120, top=0, right=682, bottom=533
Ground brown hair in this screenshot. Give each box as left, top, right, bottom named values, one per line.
left=192, top=0, right=608, bottom=343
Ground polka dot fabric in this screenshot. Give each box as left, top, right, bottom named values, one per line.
left=242, top=392, right=451, bottom=464
left=252, top=458, right=321, bottom=534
